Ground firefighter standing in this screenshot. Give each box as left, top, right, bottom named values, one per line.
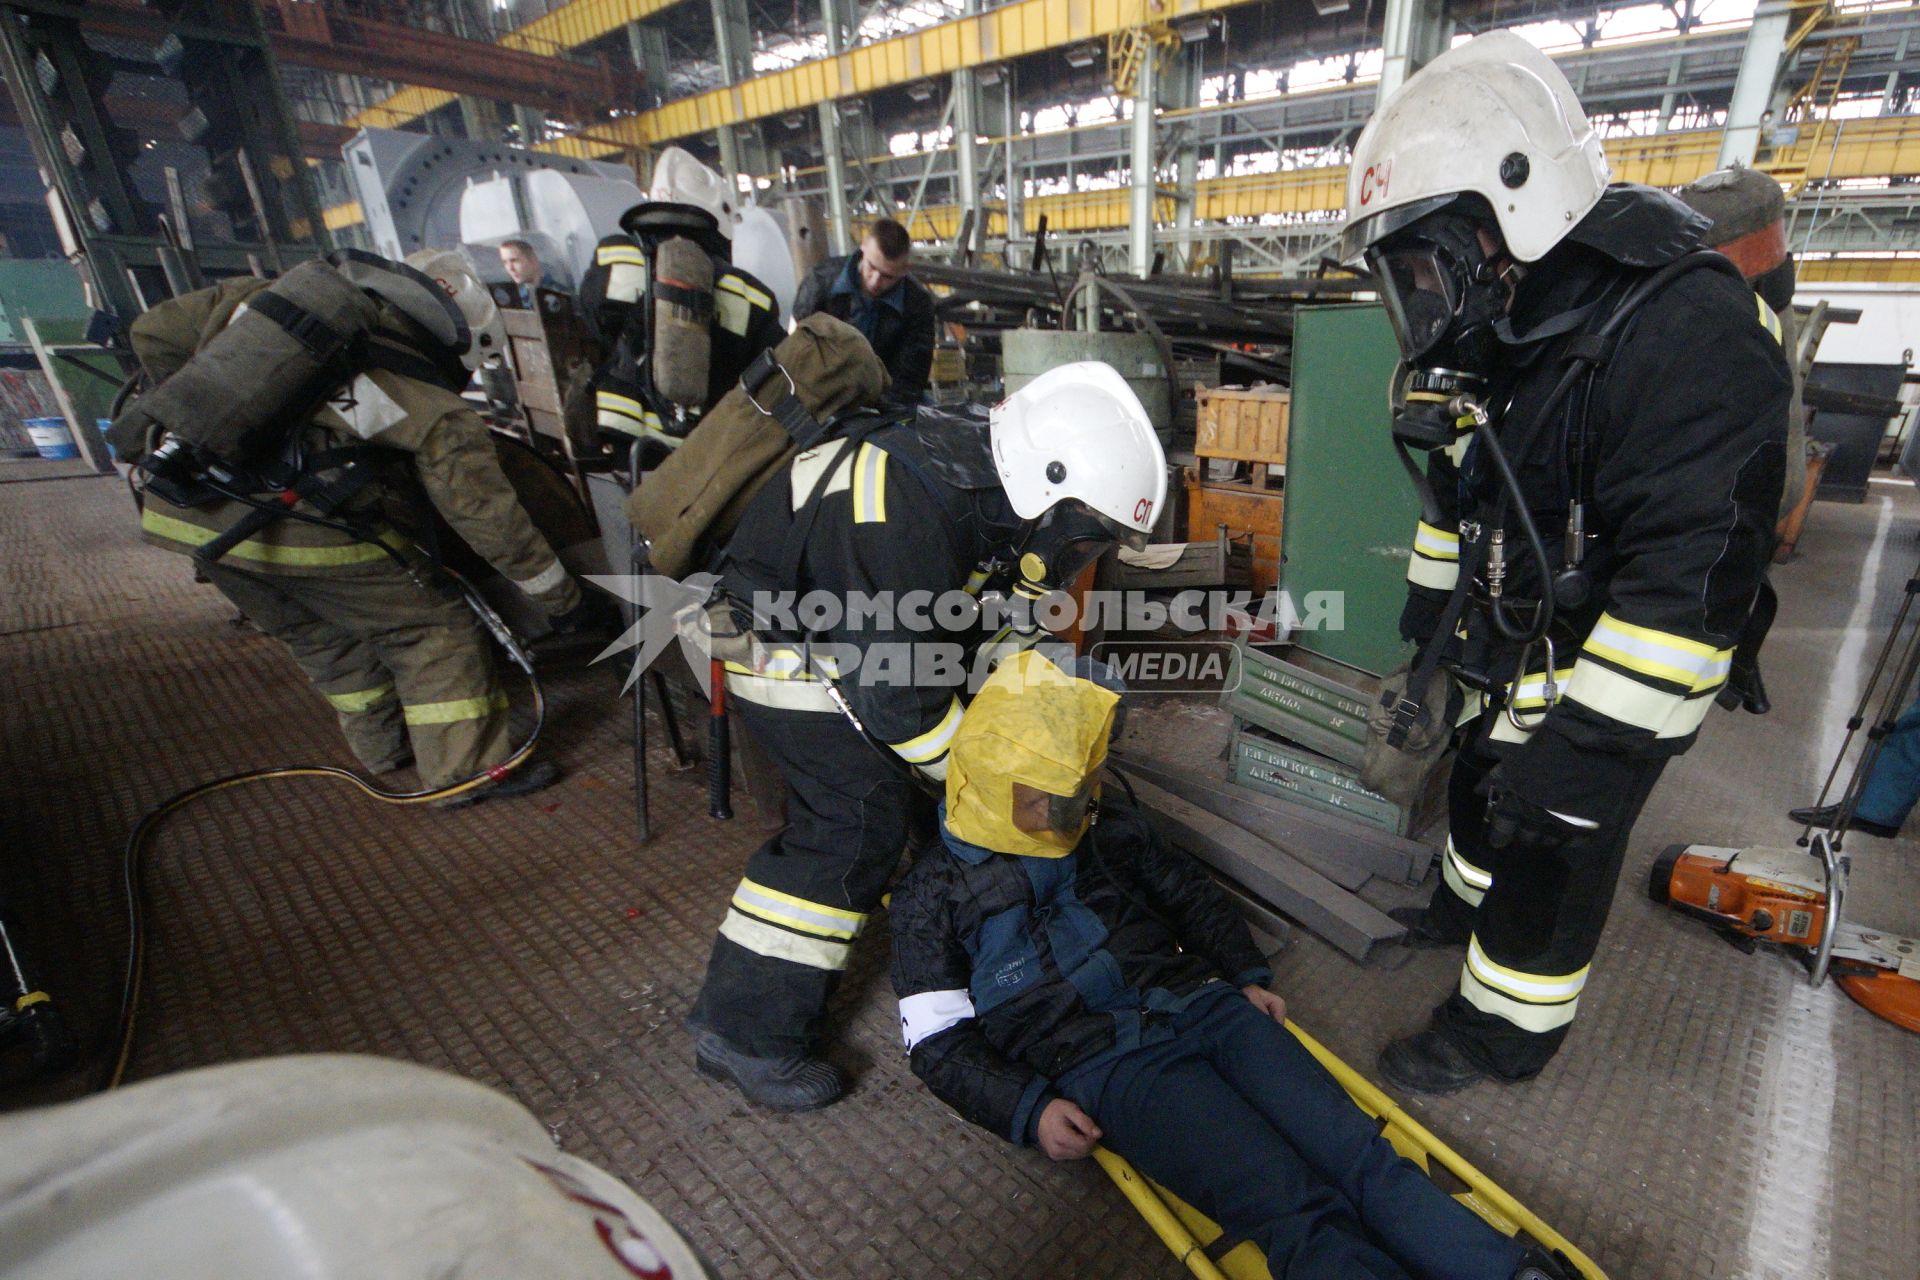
left=688, top=362, right=1168, bottom=1111
left=124, top=249, right=592, bottom=801
left=1340, top=34, right=1789, bottom=1093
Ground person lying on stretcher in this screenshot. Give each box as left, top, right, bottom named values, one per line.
left=888, top=651, right=1574, bottom=1280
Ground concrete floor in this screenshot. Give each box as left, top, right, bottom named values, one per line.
left=2, top=459, right=1915, bottom=1279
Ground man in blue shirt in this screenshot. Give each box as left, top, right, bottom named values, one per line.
left=792, top=217, right=935, bottom=403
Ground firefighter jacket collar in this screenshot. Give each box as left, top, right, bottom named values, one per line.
left=1563, top=184, right=1711, bottom=268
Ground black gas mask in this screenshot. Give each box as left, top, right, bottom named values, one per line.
left=1012, top=500, right=1145, bottom=600
left=1365, top=200, right=1515, bottom=451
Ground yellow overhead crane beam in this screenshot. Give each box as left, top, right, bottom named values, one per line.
left=1798, top=257, right=1920, bottom=283
left=345, top=0, right=689, bottom=133
left=543, top=0, right=1259, bottom=158
left=902, top=115, right=1918, bottom=238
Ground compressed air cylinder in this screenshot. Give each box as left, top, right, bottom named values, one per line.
left=650, top=236, right=713, bottom=410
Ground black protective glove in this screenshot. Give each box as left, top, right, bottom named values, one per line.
left=549, top=590, right=620, bottom=636
left=1399, top=585, right=1450, bottom=646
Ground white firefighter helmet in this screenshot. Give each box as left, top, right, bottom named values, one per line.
left=0, top=1054, right=715, bottom=1280
left=649, top=146, right=736, bottom=241
left=991, top=361, right=1168, bottom=544
left=405, top=248, right=508, bottom=371
left=1339, top=31, right=1610, bottom=265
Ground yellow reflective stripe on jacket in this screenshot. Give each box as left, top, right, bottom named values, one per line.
left=717, top=273, right=771, bottom=310
left=1757, top=294, right=1782, bottom=344
left=715, top=273, right=768, bottom=336
left=1413, top=521, right=1459, bottom=561
left=1582, top=614, right=1732, bottom=691
left=596, top=244, right=646, bottom=267
left=852, top=441, right=889, bottom=524
left=731, top=878, right=867, bottom=940
left=401, top=691, right=508, bottom=726
left=1508, top=666, right=1575, bottom=712
left=722, top=648, right=842, bottom=712
left=141, top=508, right=405, bottom=568
left=1408, top=554, right=1460, bottom=591
left=1407, top=520, right=1460, bottom=590
left=891, top=695, right=964, bottom=766
left=1565, top=613, right=1730, bottom=736
left=1563, top=662, right=1718, bottom=739
left=324, top=683, right=395, bottom=714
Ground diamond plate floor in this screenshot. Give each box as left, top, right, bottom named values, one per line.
left=3, top=471, right=1916, bottom=1280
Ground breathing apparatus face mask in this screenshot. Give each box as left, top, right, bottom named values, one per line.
left=1365, top=202, right=1515, bottom=451
left=1012, top=500, right=1145, bottom=599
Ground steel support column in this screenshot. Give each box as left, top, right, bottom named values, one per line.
left=818, top=0, right=855, bottom=254
left=1379, top=0, right=1450, bottom=104
left=1167, top=46, right=1203, bottom=271
left=953, top=0, right=983, bottom=257
left=1719, top=0, right=1793, bottom=167
left=1001, top=72, right=1024, bottom=253
left=710, top=0, right=769, bottom=195
left=1129, top=40, right=1156, bottom=276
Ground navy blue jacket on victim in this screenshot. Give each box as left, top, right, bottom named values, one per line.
left=888, top=789, right=1272, bottom=1144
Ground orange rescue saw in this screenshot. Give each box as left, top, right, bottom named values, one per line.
left=1651, top=835, right=1920, bottom=1033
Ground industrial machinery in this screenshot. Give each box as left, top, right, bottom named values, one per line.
left=343, top=127, right=802, bottom=320
left=1651, top=558, right=1920, bottom=1034
left=343, top=127, right=640, bottom=285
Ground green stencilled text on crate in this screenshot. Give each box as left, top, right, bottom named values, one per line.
left=1233, top=733, right=1403, bottom=830
left=1222, top=643, right=1372, bottom=767
left=1233, top=751, right=1408, bottom=836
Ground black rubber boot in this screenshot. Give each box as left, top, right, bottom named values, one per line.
left=1511, top=1245, right=1580, bottom=1279
left=1378, top=1028, right=1487, bottom=1095
left=434, top=758, right=559, bottom=810
left=1788, top=803, right=1899, bottom=838
left=1388, top=905, right=1467, bottom=950
left=694, top=1031, right=845, bottom=1112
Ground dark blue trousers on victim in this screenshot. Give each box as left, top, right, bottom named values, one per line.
left=1058, top=990, right=1526, bottom=1280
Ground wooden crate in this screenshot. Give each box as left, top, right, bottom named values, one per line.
left=1196, top=383, right=1290, bottom=466
left=1186, top=471, right=1282, bottom=592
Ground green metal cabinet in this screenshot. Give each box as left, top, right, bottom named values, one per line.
left=1279, top=304, right=1419, bottom=677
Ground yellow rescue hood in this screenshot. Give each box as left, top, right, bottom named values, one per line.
left=946, top=650, right=1119, bottom=858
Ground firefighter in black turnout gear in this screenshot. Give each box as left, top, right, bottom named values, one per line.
left=581, top=147, right=783, bottom=451
left=1341, top=34, right=1789, bottom=1093
left=688, top=362, right=1168, bottom=1111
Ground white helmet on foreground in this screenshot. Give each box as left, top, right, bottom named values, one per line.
left=648, top=145, right=736, bottom=242
left=0, top=1054, right=714, bottom=1280
left=1338, top=30, right=1610, bottom=267
left=991, top=361, right=1167, bottom=589
left=404, top=248, right=508, bottom=372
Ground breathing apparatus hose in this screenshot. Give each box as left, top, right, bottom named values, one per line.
left=1468, top=408, right=1557, bottom=645
left=100, top=558, right=545, bottom=1093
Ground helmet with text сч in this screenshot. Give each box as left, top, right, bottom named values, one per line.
left=1339, top=32, right=1611, bottom=448
left=990, top=361, right=1168, bottom=593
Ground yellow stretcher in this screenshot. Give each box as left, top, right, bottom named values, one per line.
left=1093, top=1021, right=1608, bottom=1280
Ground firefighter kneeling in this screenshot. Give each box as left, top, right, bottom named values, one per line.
left=687, top=362, right=1168, bottom=1111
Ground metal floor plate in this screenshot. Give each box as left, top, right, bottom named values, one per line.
left=3, top=473, right=1916, bottom=1280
